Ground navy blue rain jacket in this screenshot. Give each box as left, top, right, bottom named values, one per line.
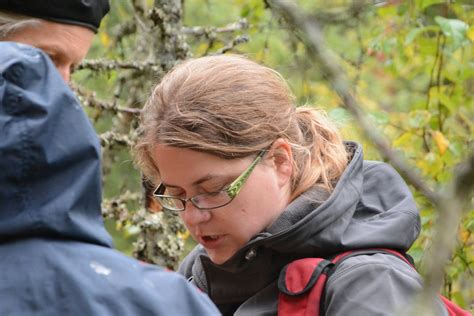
left=0, top=42, right=220, bottom=316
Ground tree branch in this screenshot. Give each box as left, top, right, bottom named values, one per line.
left=268, top=0, right=439, bottom=205
left=413, top=151, right=474, bottom=314
left=72, top=84, right=141, bottom=115
left=102, top=191, right=143, bottom=224
left=181, top=19, right=249, bottom=36
left=78, top=59, right=164, bottom=74
left=269, top=1, right=474, bottom=314
left=211, top=34, right=250, bottom=55
left=100, top=131, right=135, bottom=149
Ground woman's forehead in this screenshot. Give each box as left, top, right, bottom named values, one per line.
left=152, top=145, right=246, bottom=184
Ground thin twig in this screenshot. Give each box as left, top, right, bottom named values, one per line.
left=72, top=84, right=141, bottom=115
left=211, top=34, right=250, bottom=55
left=436, top=36, right=446, bottom=132
left=181, top=19, right=249, bottom=36
left=426, top=31, right=442, bottom=110
left=100, top=131, right=135, bottom=149
left=422, top=33, right=443, bottom=152
left=78, top=59, right=164, bottom=74
left=353, top=19, right=365, bottom=88
left=102, top=191, right=142, bottom=222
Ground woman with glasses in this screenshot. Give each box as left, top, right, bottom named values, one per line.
left=134, top=55, right=449, bottom=316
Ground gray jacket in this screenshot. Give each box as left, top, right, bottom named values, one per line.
left=179, top=142, right=448, bottom=315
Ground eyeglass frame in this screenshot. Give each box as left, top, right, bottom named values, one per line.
left=153, top=149, right=268, bottom=212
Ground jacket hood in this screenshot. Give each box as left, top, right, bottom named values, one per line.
left=0, top=42, right=112, bottom=247
left=180, top=141, right=421, bottom=305
left=261, top=141, right=420, bottom=254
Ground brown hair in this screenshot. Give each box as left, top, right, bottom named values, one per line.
left=135, top=54, right=348, bottom=199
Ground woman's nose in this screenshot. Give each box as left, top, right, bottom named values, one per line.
left=180, top=202, right=211, bottom=227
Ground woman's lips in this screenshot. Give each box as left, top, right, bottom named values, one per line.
left=198, top=234, right=226, bottom=249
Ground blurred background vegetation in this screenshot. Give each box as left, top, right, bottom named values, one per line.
left=73, top=0, right=473, bottom=309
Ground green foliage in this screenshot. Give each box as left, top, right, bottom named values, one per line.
left=74, top=0, right=473, bottom=308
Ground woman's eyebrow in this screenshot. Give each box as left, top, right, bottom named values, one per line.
left=192, top=174, right=215, bottom=186
left=160, top=182, right=180, bottom=188
left=162, top=173, right=228, bottom=189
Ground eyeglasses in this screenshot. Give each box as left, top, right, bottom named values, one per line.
left=153, top=149, right=267, bottom=213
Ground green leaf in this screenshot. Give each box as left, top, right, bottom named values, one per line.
left=434, top=16, right=470, bottom=50
left=406, top=28, right=426, bottom=46
left=393, top=132, right=421, bottom=157
left=417, top=37, right=439, bottom=55
left=328, top=108, right=352, bottom=126
left=382, top=37, right=398, bottom=54
left=408, top=110, right=432, bottom=128
left=369, top=111, right=390, bottom=125
left=466, top=212, right=474, bottom=231
left=418, top=0, right=446, bottom=10
left=240, top=4, right=250, bottom=17
left=437, top=93, right=458, bottom=113
left=377, top=5, right=397, bottom=17
left=405, top=26, right=440, bottom=45
left=417, top=152, right=444, bottom=177
left=407, top=246, right=424, bottom=265
left=397, top=2, right=409, bottom=16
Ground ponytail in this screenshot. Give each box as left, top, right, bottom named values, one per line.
left=290, top=107, right=348, bottom=199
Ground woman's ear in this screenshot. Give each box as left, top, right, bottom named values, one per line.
left=268, top=138, right=293, bottom=188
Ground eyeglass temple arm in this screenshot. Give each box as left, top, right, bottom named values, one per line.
left=226, top=150, right=266, bottom=199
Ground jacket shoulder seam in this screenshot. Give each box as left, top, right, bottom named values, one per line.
left=328, top=255, right=419, bottom=285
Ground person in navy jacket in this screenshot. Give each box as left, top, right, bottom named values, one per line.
left=0, top=28, right=219, bottom=316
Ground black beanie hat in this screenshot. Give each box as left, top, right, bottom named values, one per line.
left=0, top=0, right=110, bottom=33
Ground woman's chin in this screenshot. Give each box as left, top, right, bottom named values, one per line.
left=205, top=247, right=237, bottom=265
left=207, top=251, right=230, bottom=265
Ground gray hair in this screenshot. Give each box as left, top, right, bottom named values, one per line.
left=0, top=11, right=41, bottom=39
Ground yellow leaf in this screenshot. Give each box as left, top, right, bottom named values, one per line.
left=458, top=227, right=471, bottom=244
left=359, top=95, right=378, bottom=111
left=195, top=43, right=209, bottom=56
left=404, top=45, right=414, bottom=58
left=100, top=32, right=111, bottom=48
left=302, top=81, right=311, bottom=96
left=254, top=50, right=266, bottom=62
left=177, top=230, right=190, bottom=240
left=467, top=27, right=474, bottom=42
left=432, top=131, right=449, bottom=155
left=311, top=83, right=331, bottom=96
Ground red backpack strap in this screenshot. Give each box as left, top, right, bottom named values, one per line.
left=319, top=248, right=414, bottom=315
left=279, top=249, right=471, bottom=316
left=277, top=258, right=333, bottom=316
left=440, top=296, right=472, bottom=316
left=278, top=249, right=415, bottom=316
